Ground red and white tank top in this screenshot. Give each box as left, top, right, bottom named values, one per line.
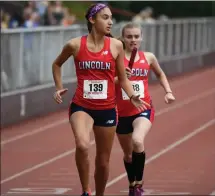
left=116, top=51, right=152, bottom=117
left=72, top=35, right=116, bottom=110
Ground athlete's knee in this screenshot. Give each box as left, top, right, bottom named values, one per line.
left=132, top=134, right=142, bottom=146
left=132, top=134, right=144, bottom=151
left=124, top=154, right=132, bottom=163
left=76, top=139, right=90, bottom=153
left=95, top=153, right=110, bottom=169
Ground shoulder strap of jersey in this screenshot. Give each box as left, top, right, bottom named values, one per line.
left=139, top=51, right=145, bottom=59
left=80, top=35, right=87, bottom=51
left=104, top=36, right=110, bottom=51
left=140, top=51, right=150, bottom=65
left=74, top=35, right=87, bottom=60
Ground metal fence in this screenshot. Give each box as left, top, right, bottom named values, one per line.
left=1, top=17, right=215, bottom=93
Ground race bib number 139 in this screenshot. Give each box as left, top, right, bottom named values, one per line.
left=122, top=80, right=144, bottom=100
left=83, top=80, right=108, bottom=99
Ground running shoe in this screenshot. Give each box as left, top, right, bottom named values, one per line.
left=128, top=185, right=135, bottom=196
left=134, top=184, right=144, bottom=196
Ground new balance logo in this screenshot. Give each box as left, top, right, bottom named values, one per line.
left=106, top=120, right=114, bottom=124
left=102, top=51, right=108, bottom=55
left=140, top=112, right=148, bottom=116
left=140, top=60, right=145, bottom=63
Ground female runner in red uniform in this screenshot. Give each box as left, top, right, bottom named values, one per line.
left=52, top=4, right=148, bottom=196
left=115, top=23, right=176, bottom=196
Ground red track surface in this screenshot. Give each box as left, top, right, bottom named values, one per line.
left=1, top=67, right=215, bottom=196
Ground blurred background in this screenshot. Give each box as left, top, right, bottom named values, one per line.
left=1, top=2, right=215, bottom=196
left=1, top=1, right=215, bottom=29
left=1, top=1, right=215, bottom=126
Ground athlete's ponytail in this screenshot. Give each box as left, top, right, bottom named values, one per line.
left=117, top=36, right=125, bottom=49
left=85, top=4, right=95, bottom=33
left=106, top=34, right=125, bottom=49
left=106, top=33, right=114, bottom=38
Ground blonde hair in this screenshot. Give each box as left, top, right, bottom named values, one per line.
left=117, top=22, right=142, bottom=49
left=117, top=36, right=125, bottom=49
left=121, top=22, right=142, bottom=37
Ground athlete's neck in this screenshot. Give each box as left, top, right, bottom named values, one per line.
left=89, top=29, right=105, bottom=46
left=125, top=50, right=132, bottom=59
left=125, top=49, right=140, bottom=62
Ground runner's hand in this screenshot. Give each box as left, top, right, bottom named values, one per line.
left=53, top=88, right=68, bottom=104
left=130, top=94, right=151, bottom=112
left=164, top=92, right=175, bottom=104
left=125, top=67, right=132, bottom=78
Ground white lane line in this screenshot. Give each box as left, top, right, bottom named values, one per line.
left=1, top=119, right=68, bottom=145
left=0, top=140, right=95, bottom=184
left=2, top=88, right=214, bottom=146
left=1, top=90, right=214, bottom=185
left=91, top=119, right=215, bottom=195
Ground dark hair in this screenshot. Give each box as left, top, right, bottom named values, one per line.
left=85, top=4, right=96, bottom=33
left=106, top=33, right=114, bottom=38
left=85, top=3, right=113, bottom=38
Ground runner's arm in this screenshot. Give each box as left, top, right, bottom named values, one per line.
left=52, top=41, right=74, bottom=90
left=149, top=53, right=173, bottom=93
left=115, top=41, right=135, bottom=98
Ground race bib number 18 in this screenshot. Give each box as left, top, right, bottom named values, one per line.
left=122, top=81, right=144, bottom=100
left=84, top=80, right=108, bottom=99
